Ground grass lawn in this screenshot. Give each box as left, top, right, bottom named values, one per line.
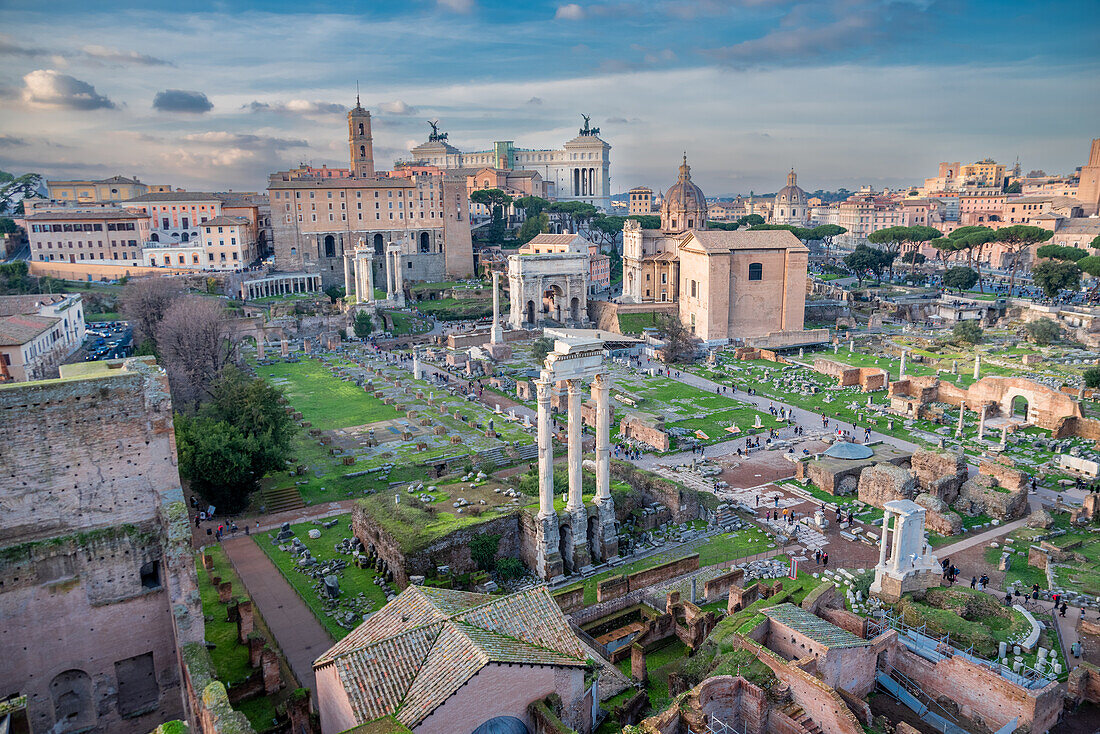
left=196, top=546, right=279, bottom=732
left=618, top=312, right=661, bottom=334
left=384, top=310, right=431, bottom=335
left=256, top=513, right=389, bottom=640
left=85, top=311, right=122, bottom=321
left=414, top=297, right=495, bottom=320
left=356, top=492, right=517, bottom=556
left=261, top=357, right=400, bottom=431
left=897, top=587, right=1031, bottom=659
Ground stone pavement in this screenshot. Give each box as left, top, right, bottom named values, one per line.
left=222, top=536, right=334, bottom=697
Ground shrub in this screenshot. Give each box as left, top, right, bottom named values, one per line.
left=1024, top=318, right=1060, bottom=345
left=952, top=320, right=983, bottom=345
left=495, top=557, right=525, bottom=579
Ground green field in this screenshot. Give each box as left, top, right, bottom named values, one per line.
left=261, top=357, right=400, bottom=430
left=256, top=514, right=389, bottom=640
left=197, top=546, right=279, bottom=732
left=618, top=312, right=661, bottom=334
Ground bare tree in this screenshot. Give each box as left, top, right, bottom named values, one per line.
left=656, top=313, right=700, bottom=363
left=155, top=296, right=236, bottom=409
left=120, top=277, right=183, bottom=350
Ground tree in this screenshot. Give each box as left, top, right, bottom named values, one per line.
left=176, top=415, right=256, bottom=513
left=948, top=226, right=996, bottom=290
left=205, top=365, right=297, bottom=469
left=119, top=277, right=183, bottom=351
left=867, top=226, right=908, bottom=276
left=627, top=214, right=661, bottom=229
left=869, top=225, right=938, bottom=275
left=324, top=284, right=346, bottom=302
left=1035, top=244, right=1088, bottom=262
left=531, top=336, right=553, bottom=362
left=993, top=225, right=1054, bottom=297
left=155, top=296, right=236, bottom=408
left=811, top=224, right=846, bottom=263
left=1078, top=256, right=1100, bottom=277
left=707, top=221, right=740, bottom=231
left=513, top=195, right=551, bottom=219
left=353, top=310, right=373, bottom=338
left=1092, top=234, right=1100, bottom=251
left=1031, top=260, right=1081, bottom=299
left=470, top=533, right=501, bottom=571
left=0, top=170, right=43, bottom=214
left=516, top=212, right=549, bottom=244
left=548, top=201, right=598, bottom=234
left=844, top=244, right=894, bottom=285
left=943, top=267, right=978, bottom=293
left=470, top=188, right=513, bottom=242
left=1004, top=180, right=1022, bottom=194
left=589, top=214, right=625, bottom=248
left=0, top=217, right=19, bottom=234
left=737, top=214, right=765, bottom=227
left=952, top=320, right=983, bottom=345
left=901, top=251, right=926, bottom=264
left=655, top=313, right=700, bottom=363
left=1023, top=318, right=1061, bottom=345
left=1084, top=366, right=1100, bottom=389
left=931, top=237, right=961, bottom=266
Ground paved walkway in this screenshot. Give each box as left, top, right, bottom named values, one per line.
left=222, top=536, right=333, bottom=697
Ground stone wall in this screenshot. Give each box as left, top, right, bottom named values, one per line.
left=618, top=413, right=670, bottom=452
left=956, top=475, right=1029, bottom=521
left=856, top=463, right=918, bottom=507
left=595, top=555, right=700, bottom=603
left=610, top=460, right=709, bottom=523
left=635, top=675, right=770, bottom=734
left=812, top=358, right=888, bottom=392
left=914, top=493, right=963, bottom=535
left=978, top=457, right=1029, bottom=492
left=552, top=586, right=584, bottom=615
left=703, top=567, right=745, bottom=603
left=893, top=646, right=1062, bottom=734
left=910, top=448, right=967, bottom=504
left=1054, top=415, right=1100, bottom=443
left=1067, top=661, right=1100, bottom=705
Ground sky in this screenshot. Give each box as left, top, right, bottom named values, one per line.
left=1, top=0, right=1098, bottom=198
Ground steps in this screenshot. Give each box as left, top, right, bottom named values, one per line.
left=477, top=447, right=508, bottom=468
left=514, top=443, right=538, bottom=461
left=260, top=485, right=304, bottom=514
left=778, top=703, right=821, bottom=734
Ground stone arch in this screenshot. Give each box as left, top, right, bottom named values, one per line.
left=1011, top=394, right=1030, bottom=421
left=373, top=233, right=384, bottom=254
left=570, top=296, right=581, bottom=322
left=50, top=669, right=95, bottom=732
left=324, top=234, right=336, bottom=258
left=559, top=521, right=574, bottom=575
left=526, top=300, right=535, bottom=324
left=150, top=232, right=159, bottom=242
left=180, top=231, right=190, bottom=243
left=420, top=231, right=430, bottom=253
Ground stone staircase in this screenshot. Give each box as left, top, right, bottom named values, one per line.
left=778, top=703, right=822, bottom=734
left=477, top=446, right=509, bottom=468
left=260, top=485, right=305, bottom=514
left=514, top=443, right=538, bottom=462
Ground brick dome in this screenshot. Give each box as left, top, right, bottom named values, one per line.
left=660, top=154, right=708, bottom=234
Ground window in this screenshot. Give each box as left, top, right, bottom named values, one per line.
left=748, top=262, right=763, bottom=281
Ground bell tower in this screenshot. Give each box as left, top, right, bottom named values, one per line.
left=349, top=95, right=374, bottom=178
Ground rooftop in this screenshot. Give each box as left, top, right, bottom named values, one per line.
left=315, top=586, right=587, bottom=729
left=762, top=603, right=871, bottom=649
left=124, top=191, right=222, bottom=203
left=0, top=314, right=59, bottom=346
left=681, top=229, right=808, bottom=253
left=0, top=293, right=70, bottom=318
left=201, top=215, right=250, bottom=227
left=24, top=208, right=146, bottom=221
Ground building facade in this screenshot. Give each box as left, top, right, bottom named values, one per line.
left=0, top=293, right=85, bottom=382
left=628, top=186, right=654, bottom=215
left=25, top=208, right=149, bottom=264
left=518, top=233, right=609, bottom=293
left=771, top=169, right=809, bottom=225
left=46, top=175, right=149, bottom=204
left=406, top=116, right=612, bottom=210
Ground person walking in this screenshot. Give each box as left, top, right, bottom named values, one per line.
left=1060, top=602, right=1068, bottom=618
left=815, top=549, right=822, bottom=565
left=971, top=576, right=977, bottom=589
left=822, top=551, right=829, bottom=568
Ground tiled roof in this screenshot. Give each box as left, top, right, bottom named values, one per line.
left=201, top=215, right=250, bottom=227
left=527, top=234, right=586, bottom=245
left=317, top=586, right=588, bottom=729
left=24, top=208, right=145, bottom=221
left=124, top=192, right=221, bottom=203
left=0, top=293, right=67, bottom=318
left=762, top=603, right=871, bottom=649
left=681, top=229, right=808, bottom=253
left=0, top=314, right=58, bottom=346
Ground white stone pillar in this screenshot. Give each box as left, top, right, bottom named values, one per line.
left=536, top=379, right=554, bottom=518
left=890, top=511, right=906, bottom=572
left=978, top=405, right=987, bottom=439
left=491, top=270, right=503, bottom=344
left=594, top=372, right=611, bottom=502
left=566, top=379, right=583, bottom=513
left=974, top=353, right=981, bottom=380
left=878, top=510, right=891, bottom=567
left=956, top=400, right=966, bottom=438
left=393, top=248, right=405, bottom=305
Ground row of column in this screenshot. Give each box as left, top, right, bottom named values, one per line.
left=573, top=167, right=598, bottom=197
left=877, top=506, right=925, bottom=574
left=245, top=275, right=318, bottom=300
left=386, top=245, right=405, bottom=304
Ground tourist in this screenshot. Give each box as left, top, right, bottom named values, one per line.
left=815, top=549, right=822, bottom=565
left=1060, top=602, right=1068, bottom=618
left=970, top=576, right=977, bottom=589
left=1072, top=641, right=1082, bottom=658
left=1004, top=593, right=1013, bottom=607
left=822, top=552, right=829, bottom=567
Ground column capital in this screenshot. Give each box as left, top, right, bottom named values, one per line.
left=566, top=378, right=583, bottom=395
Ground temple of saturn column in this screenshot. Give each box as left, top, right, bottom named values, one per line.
left=870, top=499, right=940, bottom=603
left=534, top=338, right=618, bottom=580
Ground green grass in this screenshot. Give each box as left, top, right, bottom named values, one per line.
left=256, top=513, right=389, bottom=640
left=414, top=297, right=496, bottom=321
left=357, top=492, right=517, bottom=556
left=384, top=310, right=431, bottom=335
left=196, top=546, right=279, bottom=731
left=261, top=357, right=400, bottom=431
left=85, top=311, right=122, bottom=321
left=618, top=312, right=661, bottom=334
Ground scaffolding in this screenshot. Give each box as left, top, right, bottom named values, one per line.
left=706, top=715, right=747, bottom=734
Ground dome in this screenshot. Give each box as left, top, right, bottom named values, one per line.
left=776, top=168, right=807, bottom=206
left=660, top=154, right=708, bottom=234
left=471, top=716, right=531, bottom=734
left=822, top=440, right=874, bottom=460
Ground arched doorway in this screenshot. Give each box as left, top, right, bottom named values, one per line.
left=180, top=232, right=189, bottom=243
left=373, top=233, right=384, bottom=254
left=1011, top=395, right=1029, bottom=421
left=570, top=296, right=581, bottom=322
left=559, top=522, right=574, bottom=575
left=150, top=233, right=159, bottom=242
left=545, top=284, right=563, bottom=321
left=526, top=300, right=535, bottom=325
left=324, top=235, right=336, bottom=258
left=51, top=669, right=95, bottom=732
left=420, top=231, right=430, bottom=252
left=588, top=514, right=601, bottom=564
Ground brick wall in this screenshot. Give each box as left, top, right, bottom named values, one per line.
left=703, top=567, right=745, bottom=603
left=553, top=586, right=584, bottom=614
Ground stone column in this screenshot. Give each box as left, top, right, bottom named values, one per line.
left=899, top=350, right=907, bottom=377
left=890, top=512, right=906, bottom=573
left=393, top=247, right=405, bottom=305
left=978, top=404, right=987, bottom=440
left=566, top=379, right=584, bottom=513
left=956, top=401, right=966, bottom=438
left=974, top=353, right=981, bottom=380
left=386, top=246, right=396, bottom=299
left=592, top=372, right=617, bottom=563
left=491, top=270, right=503, bottom=344
left=878, top=509, right=891, bottom=567
left=535, top=379, right=563, bottom=580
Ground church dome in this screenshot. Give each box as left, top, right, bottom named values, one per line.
left=660, top=154, right=708, bottom=234
left=776, top=168, right=807, bottom=206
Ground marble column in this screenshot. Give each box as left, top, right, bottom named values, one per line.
left=899, top=350, right=907, bottom=378
left=566, top=379, right=584, bottom=513
left=592, top=372, right=617, bottom=562
left=490, top=271, right=503, bottom=344
left=974, top=353, right=981, bottom=380
left=386, top=247, right=396, bottom=299
left=978, top=405, right=987, bottom=440
left=956, top=401, right=966, bottom=438
left=878, top=510, right=891, bottom=567
left=536, top=379, right=555, bottom=518
left=393, top=248, right=405, bottom=305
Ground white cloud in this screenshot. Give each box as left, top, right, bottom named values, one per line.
left=81, top=45, right=171, bottom=66
left=21, top=69, right=115, bottom=110
left=555, top=4, right=586, bottom=20
left=244, top=99, right=345, bottom=115
left=183, top=131, right=308, bottom=149
left=379, top=100, right=416, bottom=115
left=438, top=0, right=476, bottom=12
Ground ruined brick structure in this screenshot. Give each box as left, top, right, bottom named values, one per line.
left=813, top=358, right=888, bottom=392
left=0, top=359, right=205, bottom=733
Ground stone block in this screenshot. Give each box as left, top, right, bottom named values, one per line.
left=217, top=581, right=233, bottom=604
left=857, top=463, right=918, bottom=508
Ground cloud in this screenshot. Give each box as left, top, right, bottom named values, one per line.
left=21, top=69, right=116, bottom=110
left=153, top=89, right=213, bottom=113
left=0, top=134, right=27, bottom=147
left=81, top=45, right=172, bottom=66
left=606, top=116, right=642, bottom=124
left=244, top=99, right=345, bottom=115
left=378, top=100, right=416, bottom=115
left=437, top=0, right=476, bottom=11
left=183, top=131, right=308, bottom=150
left=0, top=35, right=48, bottom=57
left=526, top=96, right=543, bottom=105
left=555, top=4, right=586, bottom=19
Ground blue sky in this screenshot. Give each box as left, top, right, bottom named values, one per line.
left=1, top=0, right=1098, bottom=196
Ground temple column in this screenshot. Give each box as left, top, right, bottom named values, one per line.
left=878, top=510, right=890, bottom=567
left=535, top=378, right=563, bottom=580
left=566, top=379, right=584, bottom=513
left=386, top=246, right=396, bottom=299
left=956, top=401, right=966, bottom=438
left=594, top=373, right=611, bottom=503
left=491, top=271, right=503, bottom=344
left=978, top=404, right=987, bottom=440
left=974, top=353, right=981, bottom=380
